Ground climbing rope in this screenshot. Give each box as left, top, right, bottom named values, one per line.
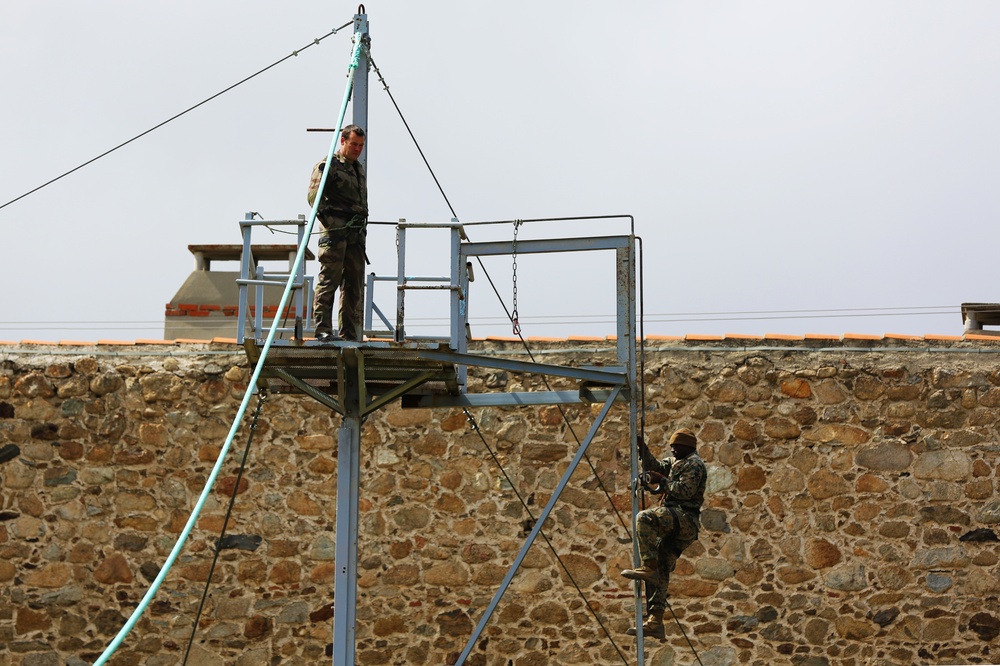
left=461, top=409, right=631, bottom=666
left=665, top=599, right=706, bottom=666
left=367, top=58, right=634, bottom=542
left=91, top=28, right=366, bottom=666
left=367, top=53, right=459, bottom=218
left=182, top=391, right=268, bottom=665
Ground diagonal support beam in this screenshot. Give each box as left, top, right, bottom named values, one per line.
left=415, top=349, right=626, bottom=385
left=268, top=367, right=343, bottom=415
left=362, top=370, right=436, bottom=417
left=455, top=386, right=622, bottom=665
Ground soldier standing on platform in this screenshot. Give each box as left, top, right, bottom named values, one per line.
left=308, top=124, right=368, bottom=342
left=622, top=428, right=707, bottom=639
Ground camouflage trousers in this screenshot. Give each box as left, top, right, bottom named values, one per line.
left=313, top=229, right=366, bottom=340
left=634, top=506, right=699, bottom=613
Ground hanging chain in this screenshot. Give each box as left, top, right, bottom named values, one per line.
left=511, top=219, right=522, bottom=335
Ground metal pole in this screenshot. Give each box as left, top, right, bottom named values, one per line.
left=353, top=11, right=369, bottom=169
left=332, top=351, right=362, bottom=666
left=333, top=20, right=367, bottom=658
left=456, top=387, right=622, bottom=664
left=237, top=213, right=254, bottom=344
left=450, top=224, right=462, bottom=351
left=620, top=237, right=645, bottom=658
left=395, top=223, right=406, bottom=342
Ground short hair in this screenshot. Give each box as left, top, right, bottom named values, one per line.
left=341, top=124, right=366, bottom=139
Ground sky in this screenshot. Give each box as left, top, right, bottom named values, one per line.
left=3, top=1, right=1000, bottom=342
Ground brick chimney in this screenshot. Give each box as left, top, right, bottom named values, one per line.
left=165, top=244, right=314, bottom=341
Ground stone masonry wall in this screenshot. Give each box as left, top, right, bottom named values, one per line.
left=1, top=339, right=999, bottom=666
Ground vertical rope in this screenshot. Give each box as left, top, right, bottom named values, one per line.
left=181, top=392, right=267, bottom=665
left=91, top=31, right=366, bottom=666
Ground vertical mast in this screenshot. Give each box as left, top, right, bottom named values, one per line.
left=331, top=13, right=368, bottom=666
left=353, top=8, right=369, bottom=169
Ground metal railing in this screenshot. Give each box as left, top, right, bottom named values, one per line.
left=236, top=214, right=313, bottom=344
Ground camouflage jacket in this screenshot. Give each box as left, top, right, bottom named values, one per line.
left=307, top=152, right=368, bottom=230
left=642, top=449, right=706, bottom=515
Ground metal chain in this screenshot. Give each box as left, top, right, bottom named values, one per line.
left=511, top=219, right=522, bottom=335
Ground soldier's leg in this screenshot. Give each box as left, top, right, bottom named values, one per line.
left=623, top=507, right=672, bottom=585
left=635, top=509, right=682, bottom=613
left=635, top=507, right=669, bottom=566
left=314, top=235, right=347, bottom=334
left=648, top=513, right=700, bottom=614
left=645, top=549, right=678, bottom=615
left=337, top=237, right=367, bottom=341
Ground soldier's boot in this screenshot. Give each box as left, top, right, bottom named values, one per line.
left=625, top=611, right=665, bottom=640
left=621, top=560, right=659, bottom=585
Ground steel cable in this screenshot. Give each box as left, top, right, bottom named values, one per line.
left=367, top=53, right=634, bottom=540
left=0, top=21, right=353, bottom=212
left=461, top=409, right=631, bottom=665
left=369, top=54, right=640, bottom=661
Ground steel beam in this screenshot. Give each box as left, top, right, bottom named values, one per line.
left=401, top=388, right=626, bottom=408
left=362, top=370, right=436, bottom=416
left=267, top=367, right=343, bottom=414
left=455, top=386, right=622, bottom=665
left=461, top=235, right=630, bottom=258
left=415, top=349, right=625, bottom=385
left=332, top=412, right=361, bottom=666
left=332, top=347, right=363, bottom=666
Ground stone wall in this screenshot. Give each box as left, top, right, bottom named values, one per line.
left=1, top=339, right=999, bottom=666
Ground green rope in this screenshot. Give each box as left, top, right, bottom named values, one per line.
left=91, top=29, right=365, bottom=666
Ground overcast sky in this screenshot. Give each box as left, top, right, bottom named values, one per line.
left=3, top=1, right=999, bottom=342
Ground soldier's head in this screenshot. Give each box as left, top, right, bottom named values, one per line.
left=668, top=428, right=697, bottom=459
left=339, top=125, right=366, bottom=162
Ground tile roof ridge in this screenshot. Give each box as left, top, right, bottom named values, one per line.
left=6, top=332, right=1000, bottom=348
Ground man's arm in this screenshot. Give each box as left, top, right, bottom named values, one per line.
left=665, top=458, right=705, bottom=501
left=638, top=435, right=671, bottom=476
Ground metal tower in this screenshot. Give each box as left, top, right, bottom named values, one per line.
left=234, top=10, right=645, bottom=664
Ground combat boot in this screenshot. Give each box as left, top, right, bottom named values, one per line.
left=621, top=560, right=659, bottom=585
left=625, top=611, right=665, bottom=640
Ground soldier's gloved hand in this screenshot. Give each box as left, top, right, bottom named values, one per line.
left=638, top=434, right=651, bottom=457
left=642, top=471, right=666, bottom=486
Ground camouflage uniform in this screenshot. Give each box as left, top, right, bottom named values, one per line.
left=636, top=446, right=707, bottom=613
left=309, top=152, right=368, bottom=340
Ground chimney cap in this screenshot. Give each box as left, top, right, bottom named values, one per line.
left=187, top=244, right=315, bottom=262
